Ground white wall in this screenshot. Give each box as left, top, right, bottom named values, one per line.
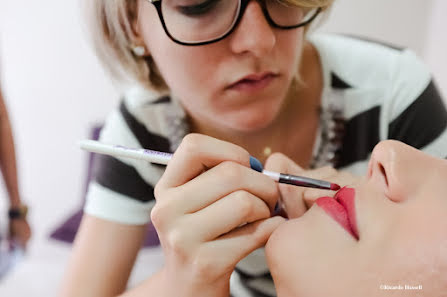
left=318, top=0, right=446, bottom=99
left=318, top=0, right=433, bottom=57
left=0, top=1, right=120, bottom=238
left=425, top=0, right=447, bottom=98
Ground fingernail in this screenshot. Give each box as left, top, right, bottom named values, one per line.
left=249, top=156, right=263, bottom=172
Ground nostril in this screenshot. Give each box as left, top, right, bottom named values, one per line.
left=378, top=163, right=389, bottom=187
left=367, top=158, right=373, bottom=178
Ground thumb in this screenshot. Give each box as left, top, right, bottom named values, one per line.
left=264, top=153, right=308, bottom=218
left=264, top=152, right=304, bottom=174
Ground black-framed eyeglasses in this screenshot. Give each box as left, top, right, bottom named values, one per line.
left=146, top=0, right=322, bottom=46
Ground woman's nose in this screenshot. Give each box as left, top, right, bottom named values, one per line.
left=367, top=140, right=420, bottom=203
left=229, top=1, right=276, bottom=57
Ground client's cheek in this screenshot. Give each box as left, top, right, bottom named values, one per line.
left=266, top=220, right=314, bottom=294
left=265, top=220, right=304, bottom=271
left=265, top=221, right=291, bottom=265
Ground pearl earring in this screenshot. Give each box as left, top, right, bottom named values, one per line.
left=131, top=45, right=146, bottom=57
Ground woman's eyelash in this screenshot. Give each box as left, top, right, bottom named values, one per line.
left=178, top=0, right=219, bottom=16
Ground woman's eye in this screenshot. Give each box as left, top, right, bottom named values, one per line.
left=177, top=0, right=220, bottom=16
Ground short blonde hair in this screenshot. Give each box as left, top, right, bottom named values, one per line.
left=85, top=0, right=334, bottom=92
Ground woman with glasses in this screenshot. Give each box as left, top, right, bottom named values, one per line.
left=60, top=0, right=447, bottom=296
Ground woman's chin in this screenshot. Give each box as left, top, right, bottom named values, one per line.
left=222, top=111, right=278, bottom=132
left=224, top=120, right=273, bottom=133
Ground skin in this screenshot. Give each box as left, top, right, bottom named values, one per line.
left=136, top=0, right=323, bottom=165
left=61, top=1, right=321, bottom=296
left=265, top=140, right=447, bottom=296
left=149, top=134, right=285, bottom=297
left=138, top=1, right=300, bottom=133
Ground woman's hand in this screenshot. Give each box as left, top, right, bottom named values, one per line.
left=9, top=218, right=32, bottom=248
left=152, top=134, right=285, bottom=297
left=264, top=153, right=360, bottom=219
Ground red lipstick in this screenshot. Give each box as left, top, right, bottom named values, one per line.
left=335, top=187, right=358, bottom=239
left=315, top=187, right=358, bottom=239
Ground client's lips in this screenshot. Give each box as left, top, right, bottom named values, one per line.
left=315, top=187, right=358, bottom=240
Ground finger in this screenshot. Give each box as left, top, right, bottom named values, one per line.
left=264, top=152, right=305, bottom=174
left=171, top=161, right=279, bottom=213
left=158, top=134, right=250, bottom=189
left=302, top=171, right=362, bottom=209
left=277, top=166, right=339, bottom=219
left=151, top=161, right=279, bottom=234
left=185, top=190, right=272, bottom=242
left=300, top=166, right=338, bottom=180
left=203, top=216, right=286, bottom=269
left=264, top=153, right=307, bottom=217
left=302, top=188, right=334, bottom=209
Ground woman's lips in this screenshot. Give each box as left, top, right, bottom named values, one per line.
left=227, top=72, right=278, bottom=92
left=315, top=187, right=358, bottom=240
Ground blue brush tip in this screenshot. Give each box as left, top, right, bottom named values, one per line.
left=249, top=156, right=263, bottom=172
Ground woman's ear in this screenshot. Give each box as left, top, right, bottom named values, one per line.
left=130, top=1, right=150, bottom=57
left=130, top=26, right=150, bottom=57
left=131, top=44, right=148, bottom=57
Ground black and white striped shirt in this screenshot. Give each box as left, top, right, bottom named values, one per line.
left=84, top=34, right=447, bottom=296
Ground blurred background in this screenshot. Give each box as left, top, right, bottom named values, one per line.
left=0, top=0, right=446, bottom=295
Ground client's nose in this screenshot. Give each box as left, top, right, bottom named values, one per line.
left=368, top=140, right=418, bottom=203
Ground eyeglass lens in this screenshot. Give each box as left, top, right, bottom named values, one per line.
left=160, top=0, right=318, bottom=43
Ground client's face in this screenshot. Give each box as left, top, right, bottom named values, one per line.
left=266, top=140, right=447, bottom=296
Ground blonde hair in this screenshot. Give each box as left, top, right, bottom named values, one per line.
left=85, top=0, right=334, bottom=92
